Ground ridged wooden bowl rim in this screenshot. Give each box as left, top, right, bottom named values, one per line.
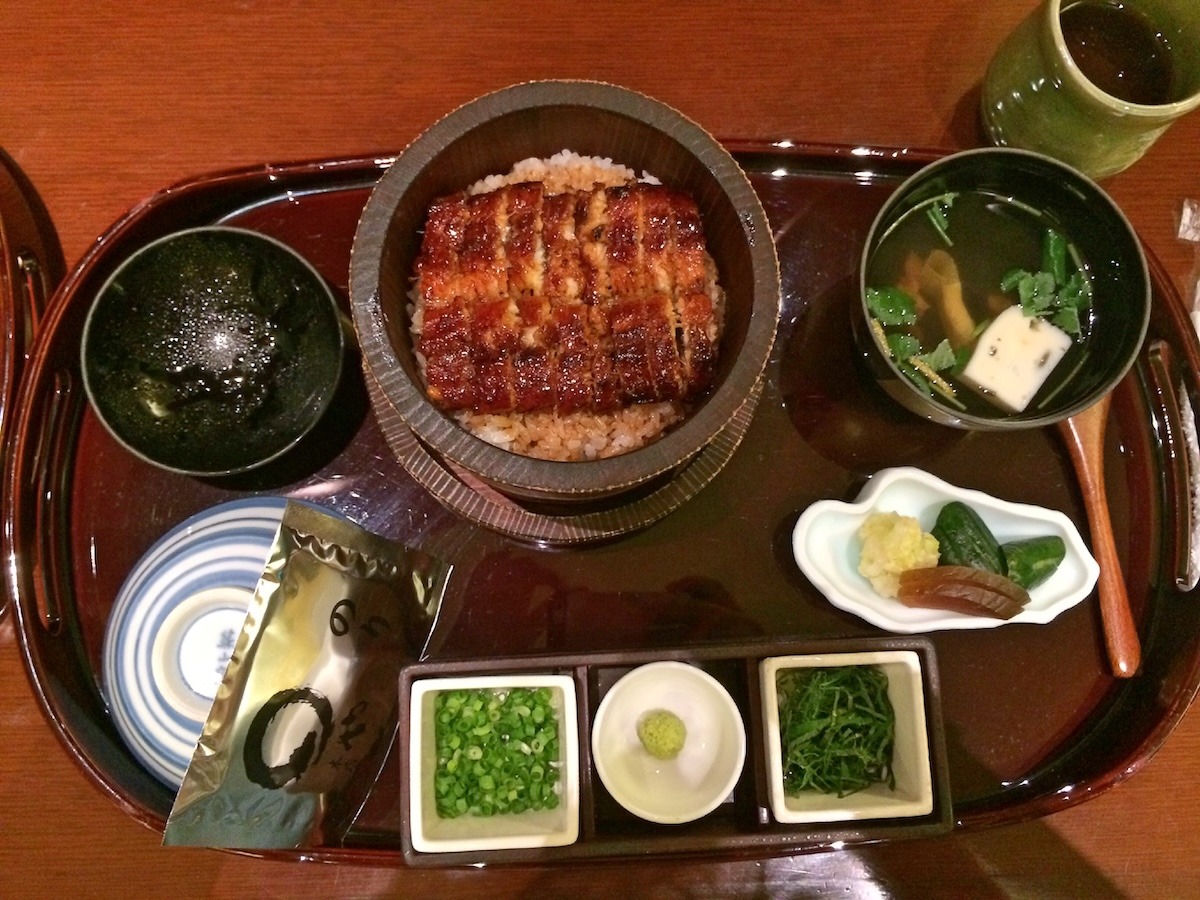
left=350, top=80, right=780, bottom=500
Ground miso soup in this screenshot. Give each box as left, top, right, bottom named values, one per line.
left=864, top=190, right=1094, bottom=417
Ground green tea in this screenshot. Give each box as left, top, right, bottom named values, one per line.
left=1061, top=0, right=1179, bottom=106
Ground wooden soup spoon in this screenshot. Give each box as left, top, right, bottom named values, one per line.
left=1057, top=392, right=1141, bottom=677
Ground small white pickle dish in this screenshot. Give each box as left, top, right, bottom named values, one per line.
left=792, top=466, right=1100, bottom=633
left=408, top=674, right=580, bottom=854
left=761, top=650, right=934, bottom=824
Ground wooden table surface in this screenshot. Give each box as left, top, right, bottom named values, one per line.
left=3, top=2, right=1200, bottom=896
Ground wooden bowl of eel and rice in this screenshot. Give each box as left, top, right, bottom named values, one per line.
left=350, top=80, right=780, bottom=503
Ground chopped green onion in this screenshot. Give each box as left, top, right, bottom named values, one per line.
left=432, top=687, right=563, bottom=819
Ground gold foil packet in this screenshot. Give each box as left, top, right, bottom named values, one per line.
left=163, top=501, right=450, bottom=848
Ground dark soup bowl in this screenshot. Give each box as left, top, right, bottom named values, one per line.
left=857, top=147, right=1149, bottom=430
left=82, top=226, right=345, bottom=476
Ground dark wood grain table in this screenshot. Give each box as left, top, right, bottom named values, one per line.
left=2, top=2, right=1199, bottom=896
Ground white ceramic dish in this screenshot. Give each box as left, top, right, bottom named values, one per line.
left=408, top=674, right=580, bottom=854
left=590, top=661, right=746, bottom=825
left=792, top=466, right=1100, bottom=633
left=761, top=650, right=934, bottom=824
left=101, top=496, right=292, bottom=789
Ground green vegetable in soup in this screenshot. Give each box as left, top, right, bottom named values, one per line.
left=1044, top=227, right=1069, bottom=287
left=433, top=687, right=562, bottom=818
left=999, top=227, right=1093, bottom=337
left=924, top=192, right=957, bottom=247
left=866, top=287, right=963, bottom=408
left=866, top=286, right=918, bottom=326
left=775, top=666, right=896, bottom=798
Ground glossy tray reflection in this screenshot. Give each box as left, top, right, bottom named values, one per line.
left=0, top=148, right=64, bottom=620
left=7, top=143, right=1200, bottom=865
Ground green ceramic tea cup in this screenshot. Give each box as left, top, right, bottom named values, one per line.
left=981, top=0, right=1200, bottom=179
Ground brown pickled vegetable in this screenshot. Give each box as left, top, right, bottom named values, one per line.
left=897, top=565, right=1031, bottom=620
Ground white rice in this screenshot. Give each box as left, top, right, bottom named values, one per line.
left=467, top=149, right=660, bottom=196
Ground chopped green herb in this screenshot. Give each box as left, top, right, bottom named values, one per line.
left=896, top=358, right=931, bottom=395
left=882, top=336, right=965, bottom=408
left=923, top=193, right=957, bottom=247
left=1043, top=227, right=1069, bottom=286
left=867, top=289, right=960, bottom=405
left=775, top=665, right=896, bottom=798
left=914, top=338, right=957, bottom=373
left=888, top=338, right=964, bottom=407
left=885, top=331, right=922, bottom=361
left=907, top=356, right=964, bottom=408
left=999, top=227, right=1092, bottom=337
left=433, top=687, right=562, bottom=818
left=866, top=286, right=918, bottom=326
left=1051, top=305, right=1081, bottom=336
left=1058, top=270, right=1092, bottom=310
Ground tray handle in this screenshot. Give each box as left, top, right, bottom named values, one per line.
left=16, top=250, right=48, bottom=351
left=25, top=368, right=82, bottom=632
left=1145, top=339, right=1198, bottom=592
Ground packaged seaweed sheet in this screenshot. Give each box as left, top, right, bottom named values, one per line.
left=163, top=501, right=450, bottom=848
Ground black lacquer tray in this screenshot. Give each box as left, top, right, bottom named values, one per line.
left=7, top=142, right=1200, bottom=865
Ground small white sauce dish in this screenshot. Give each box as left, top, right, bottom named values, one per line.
left=408, top=674, right=580, bottom=854
left=591, top=661, right=746, bottom=825
left=793, top=466, right=1100, bottom=633
left=761, top=650, right=934, bottom=824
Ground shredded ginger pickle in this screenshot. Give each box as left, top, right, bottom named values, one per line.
left=857, top=511, right=939, bottom=598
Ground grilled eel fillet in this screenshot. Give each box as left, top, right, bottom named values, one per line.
left=415, top=181, right=720, bottom=414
